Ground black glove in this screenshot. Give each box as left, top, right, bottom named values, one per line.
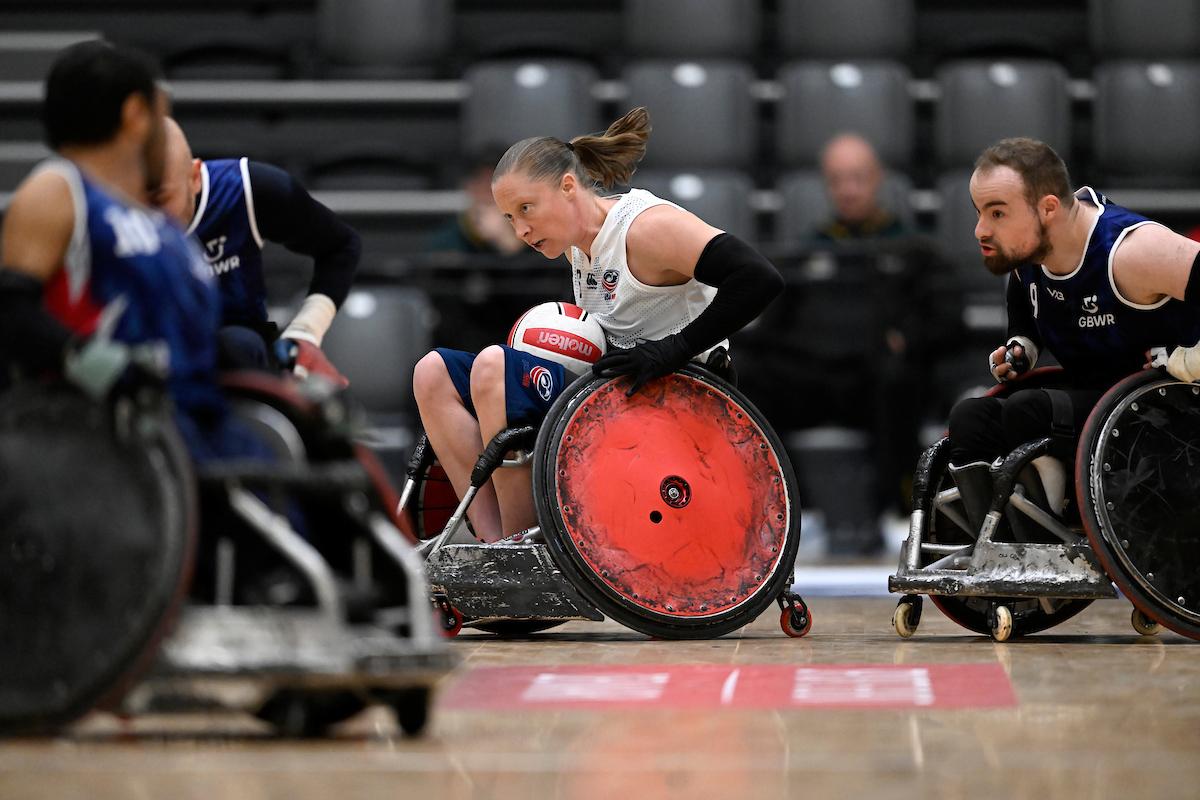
left=592, top=333, right=693, bottom=396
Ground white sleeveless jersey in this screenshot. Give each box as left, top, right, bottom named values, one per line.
left=570, top=188, right=725, bottom=356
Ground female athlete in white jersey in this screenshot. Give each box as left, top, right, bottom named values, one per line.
left=413, top=107, right=783, bottom=540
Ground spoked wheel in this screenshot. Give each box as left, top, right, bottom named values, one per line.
left=921, top=465, right=1092, bottom=638
left=533, top=366, right=802, bottom=640
left=404, top=459, right=474, bottom=542
left=1077, top=373, right=1200, bottom=641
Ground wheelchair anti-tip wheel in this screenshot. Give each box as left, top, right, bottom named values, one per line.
left=1077, top=371, right=1200, bottom=641
left=533, top=365, right=802, bottom=640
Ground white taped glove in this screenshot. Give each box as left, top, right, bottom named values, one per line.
left=1166, top=342, right=1200, bottom=383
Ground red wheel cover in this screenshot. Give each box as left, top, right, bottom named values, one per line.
left=553, top=375, right=790, bottom=617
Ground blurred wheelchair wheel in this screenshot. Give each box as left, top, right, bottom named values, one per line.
left=0, top=384, right=197, bottom=734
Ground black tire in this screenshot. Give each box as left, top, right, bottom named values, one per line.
left=256, top=690, right=366, bottom=738
left=472, top=619, right=565, bottom=636
left=532, top=366, right=802, bottom=640
left=386, top=687, right=431, bottom=737
left=1076, top=371, right=1200, bottom=641
left=0, top=386, right=197, bottom=735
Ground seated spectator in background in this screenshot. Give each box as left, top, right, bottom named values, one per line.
left=154, top=118, right=359, bottom=385
left=428, top=148, right=524, bottom=256
left=812, top=133, right=908, bottom=243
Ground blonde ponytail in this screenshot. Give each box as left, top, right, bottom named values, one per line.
left=493, top=107, right=653, bottom=191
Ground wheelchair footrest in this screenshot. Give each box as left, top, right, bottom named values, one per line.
left=127, top=605, right=454, bottom=712
left=890, top=540, right=1119, bottom=599
left=425, top=543, right=605, bottom=622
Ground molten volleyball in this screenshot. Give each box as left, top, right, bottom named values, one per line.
left=507, top=301, right=608, bottom=374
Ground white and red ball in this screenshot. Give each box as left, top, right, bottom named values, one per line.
left=507, top=301, right=607, bottom=374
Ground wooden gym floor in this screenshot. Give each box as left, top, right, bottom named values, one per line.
left=1, top=596, right=1197, bottom=800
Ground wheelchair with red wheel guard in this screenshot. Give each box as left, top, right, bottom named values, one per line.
left=401, top=364, right=812, bottom=640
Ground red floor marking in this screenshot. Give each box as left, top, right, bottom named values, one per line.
left=441, top=663, right=1017, bottom=711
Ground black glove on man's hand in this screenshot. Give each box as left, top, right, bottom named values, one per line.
left=591, top=333, right=693, bottom=396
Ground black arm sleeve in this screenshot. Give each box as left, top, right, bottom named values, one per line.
left=1005, top=271, right=1043, bottom=349
left=679, top=233, right=785, bottom=353
left=246, top=161, right=361, bottom=307
left=0, top=269, right=71, bottom=372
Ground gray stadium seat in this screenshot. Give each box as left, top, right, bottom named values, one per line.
left=163, top=40, right=290, bottom=80
left=935, top=60, right=1072, bottom=170
left=625, top=0, right=760, bottom=59
left=776, top=60, right=914, bottom=170
left=317, top=0, right=452, bottom=76
left=776, top=169, right=914, bottom=247
left=634, top=170, right=757, bottom=243
left=1093, top=61, right=1200, bottom=186
left=322, top=285, right=434, bottom=416
left=624, top=60, right=757, bottom=169
left=0, top=31, right=98, bottom=81
left=0, top=142, right=50, bottom=194
left=463, top=60, right=602, bottom=157
left=1089, top=0, right=1200, bottom=59
left=778, top=0, right=914, bottom=59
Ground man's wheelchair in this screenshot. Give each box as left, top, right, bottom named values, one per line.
left=403, top=364, right=812, bottom=640
left=0, top=374, right=453, bottom=738
left=890, top=368, right=1200, bottom=642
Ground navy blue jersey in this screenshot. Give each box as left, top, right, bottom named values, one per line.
left=1008, top=187, right=1200, bottom=387
left=39, top=159, right=224, bottom=414
left=187, top=157, right=269, bottom=328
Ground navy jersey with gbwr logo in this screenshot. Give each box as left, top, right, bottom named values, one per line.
left=186, top=157, right=268, bottom=328
left=1008, top=187, right=1200, bottom=387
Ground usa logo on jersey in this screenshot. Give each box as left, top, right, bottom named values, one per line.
left=529, top=365, right=554, bottom=401
left=601, top=269, right=619, bottom=301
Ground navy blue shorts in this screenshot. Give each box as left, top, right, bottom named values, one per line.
left=435, top=345, right=574, bottom=425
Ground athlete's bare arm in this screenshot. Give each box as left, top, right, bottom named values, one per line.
left=1111, top=224, right=1200, bottom=305
left=623, top=204, right=724, bottom=287
left=1, top=170, right=74, bottom=281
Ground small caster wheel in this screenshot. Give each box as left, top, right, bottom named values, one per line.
left=441, top=605, right=463, bottom=637
left=780, top=605, right=812, bottom=638
left=386, top=687, right=431, bottom=737
left=1131, top=607, right=1161, bottom=636
left=987, top=603, right=1013, bottom=642
left=893, top=595, right=923, bottom=639
left=256, top=690, right=365, bottom=738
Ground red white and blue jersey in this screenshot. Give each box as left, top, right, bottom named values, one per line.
left=1008, top=187, right=1200, bottom=387
left=38, top=159, right=225, bottom=414
left=186, top=157, right=268, bottom=328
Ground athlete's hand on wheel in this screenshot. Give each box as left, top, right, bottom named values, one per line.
left=592, top=334, right=692, bottom=397
left=274, top=338, right=350, bottom=388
